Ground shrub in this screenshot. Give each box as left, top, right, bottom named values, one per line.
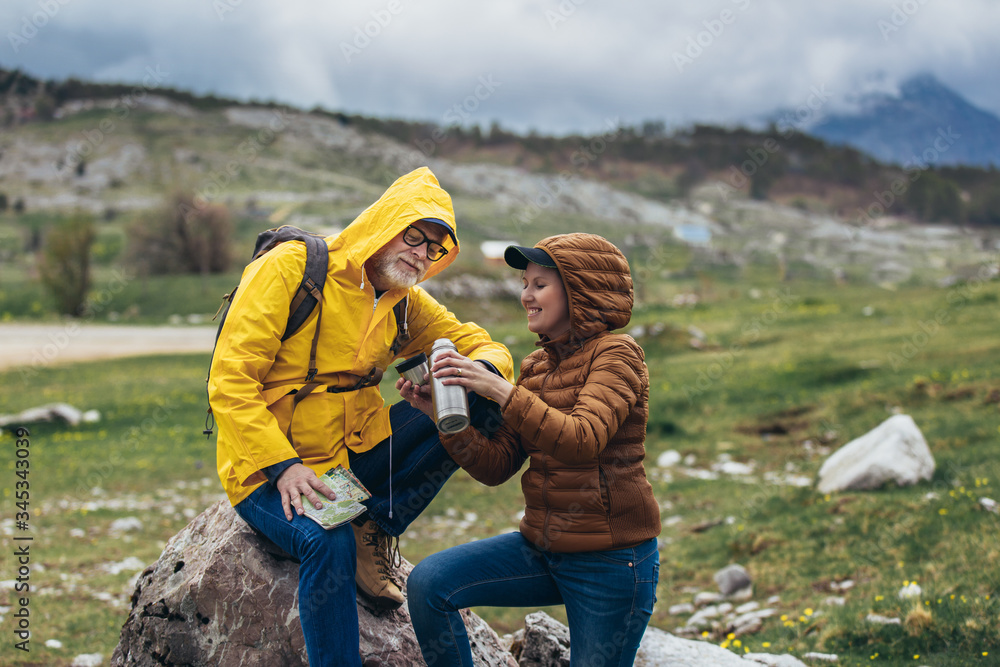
left=39, top=213, right=96, bottom=316
left=128, top=193, right=232, bottom=275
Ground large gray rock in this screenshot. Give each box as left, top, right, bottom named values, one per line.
left=516, top=612, right=805, bottom=667
left=111, top=500, right=515, bottom=666
left=817, top=414, right=935, bottom=493
left=518, top=611, right=570, bottom=666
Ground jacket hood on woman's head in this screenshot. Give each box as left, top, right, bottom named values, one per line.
left=335, top=166, right=459, bottom=282
left=533, top=233, right=633, bottom=343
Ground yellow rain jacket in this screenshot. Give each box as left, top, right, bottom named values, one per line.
left=209, top=167, right=514, bottom=506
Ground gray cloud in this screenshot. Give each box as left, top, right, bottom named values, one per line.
left=2, top=0, right=998, bottom=134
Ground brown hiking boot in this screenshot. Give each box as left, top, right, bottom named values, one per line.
left=352, top=519, right=405, bottom=610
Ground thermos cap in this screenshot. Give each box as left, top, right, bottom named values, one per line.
left=394, top=352, right=427, bottom=373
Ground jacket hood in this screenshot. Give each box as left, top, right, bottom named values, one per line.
left=334, top=166, right=458, bottom=282
left=532, top=233, right=633, bottom=346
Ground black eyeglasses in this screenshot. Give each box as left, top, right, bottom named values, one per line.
left=402, top=225, right=449, bottom=262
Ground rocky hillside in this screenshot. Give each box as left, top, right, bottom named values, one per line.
left=1, top=76, right=999, bottom=288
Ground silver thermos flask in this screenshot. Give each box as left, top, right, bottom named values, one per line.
left=429, top=338, right=470, bottom=434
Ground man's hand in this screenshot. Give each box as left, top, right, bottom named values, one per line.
left=275, top=463, right=337, bottom=521
left=396, top=374, right=435, bottom=419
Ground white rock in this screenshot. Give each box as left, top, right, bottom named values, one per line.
left=729, top=608, right=777, bottom=631
left=735, top=601, right=760, bottom=614
left=687, top=605, right=724, bottom=627
left=866, top=613, right=901, bottom=625
left=731, top=616, right=762, bottom=636
left=714, top=460, right=756, bottom=476
left=823, top=596, right=846, bottom=606
left=980, top=497, right=998, bottom=514
left=45, top=639, right=64, bottom=648
left=833, top=579, right=855, bottom=591
left=694, top=591, right=724, bottom=607
left=82, top=409, right=101, bottom=423
left=817, top=415, right=935, bottom=493
left=658, top=450, right=682, bottom=468
left=669, top=603, right=695, bottom=616
left=109, top=517, right=143, bottom=533
left=102, top=557, right=146, bottom=575
left=898, top=582, right=922, bottom=599
left=70, top=654, right=104, bottom=667
left=634, top=626, right=750, bottom=666
left=802, top=652, right=839, bottom=662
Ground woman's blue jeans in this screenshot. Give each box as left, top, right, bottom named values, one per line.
left=234, top=397, right=501, bottom=667
left=407, top=531, right=660, bottom=667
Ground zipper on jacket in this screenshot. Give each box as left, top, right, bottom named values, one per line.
left=539, top=359, right=558, bottom=548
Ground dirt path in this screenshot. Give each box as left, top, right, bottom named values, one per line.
left=0, top=324, right=218, bottom=371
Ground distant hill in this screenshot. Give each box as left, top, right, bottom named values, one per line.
left=805, top=74, right=1000, bottom=168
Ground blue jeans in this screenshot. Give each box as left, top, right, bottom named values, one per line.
left=407, top=532, right=660, bottom=667
left=234, top=396, right=501, bottom=666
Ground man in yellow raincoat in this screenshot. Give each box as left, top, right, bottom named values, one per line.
left=208, top=167, right=513, bottom=665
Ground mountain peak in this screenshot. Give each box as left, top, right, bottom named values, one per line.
left=804, top=73, right=1000, bottom=168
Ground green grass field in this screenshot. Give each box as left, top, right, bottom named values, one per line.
left=2, top=272, right=999, bottom=666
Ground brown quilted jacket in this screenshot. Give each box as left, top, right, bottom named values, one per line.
left=441, top=233, right=661, bottom=552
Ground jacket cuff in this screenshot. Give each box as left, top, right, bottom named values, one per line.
left=475, top=359, right=501, bottom=376
left=262, top=457, right=303, bottom=485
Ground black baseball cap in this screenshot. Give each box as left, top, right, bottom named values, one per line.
left=504, top=245, right=557, bottom=270
left=418, top=218, right=458, bottom=245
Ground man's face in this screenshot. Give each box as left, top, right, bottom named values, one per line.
left=366, top=219, right=448, bottom=291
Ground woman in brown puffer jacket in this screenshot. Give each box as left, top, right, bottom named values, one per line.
left=399, top=233, right=661, bottom=667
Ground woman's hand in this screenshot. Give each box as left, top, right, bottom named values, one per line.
left=396, top=374, right=435, bottom=419
left=430, top=349, right=514, bottom=406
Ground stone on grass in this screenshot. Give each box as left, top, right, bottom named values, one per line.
left=694, top=591, right=725, bottom=607
left=979, top=497, right=998, bottom=514
left=657, top=450, right=682, bottom=467
left=714, top=564, right=752, bottom=596
left=110, top=500, right=515, bottom=667
left=669, top=602, right=696, bottom=616
left=71, top=655, right=104, bottom=667
left=802, top=652, right=839, bottom=663
left=866, top=613, right=901, bottom=625
left=817, top=414, right=934, bottom=493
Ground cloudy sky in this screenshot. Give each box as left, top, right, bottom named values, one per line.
left=2, top=0, right=999, bottom=135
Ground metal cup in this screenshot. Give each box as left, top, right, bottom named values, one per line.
left=395, top=352, right=429, bottom=386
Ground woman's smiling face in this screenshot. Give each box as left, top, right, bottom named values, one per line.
left=520, top=263, right=570, bottom=339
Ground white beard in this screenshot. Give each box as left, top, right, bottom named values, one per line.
left=369, top=248, right=425, bottom=290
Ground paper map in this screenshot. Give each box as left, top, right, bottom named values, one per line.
left=300, top=465, right=371, bottom=530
